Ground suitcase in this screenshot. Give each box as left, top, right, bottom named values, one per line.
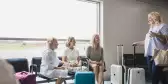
left=127, top=45, right=146, bottom=84
left=111, top=45, right=125, bottom=84
left=74, top=71, right=95, bottom=84
left=111, top=64, right=125, bottom=84
left=127, top=68, right=145, bottom=84
left=15, top=71, right=36, bottom=84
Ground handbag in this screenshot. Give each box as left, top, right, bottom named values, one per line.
left=152, top=35, right=168, bottom=66
left=15, top=71, right=36, bottom=84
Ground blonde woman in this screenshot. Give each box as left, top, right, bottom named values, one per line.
left=86, top=34, right=104, bottom=84
left=62, top=37, right=81, bottom=70
left=40, top=37, right=68, bottom=84
left=133, top=12, right=168, bottom=84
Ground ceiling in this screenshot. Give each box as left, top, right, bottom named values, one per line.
left=137, top=0, right=168, bottom=8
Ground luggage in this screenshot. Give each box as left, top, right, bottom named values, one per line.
left=127, top=45, right=146, bottom=84
left=74, top=71, right=95, bottom=84
left=15, top=71, right=36, bottom=84
left=127, top=68, right=145, bottom=84
left=111, top=45, right=125, bottom=84
left=111, top=64, right=125, bottom=84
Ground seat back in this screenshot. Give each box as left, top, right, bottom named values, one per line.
left=31, top=57, right=42, bottom=72
left=123, top=53, right=147, bottom=67
left=6, top=58, right=29, bottom=73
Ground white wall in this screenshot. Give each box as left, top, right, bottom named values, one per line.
left=103, top=0, right=168, bottom=80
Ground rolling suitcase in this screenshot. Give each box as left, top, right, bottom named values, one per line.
left=111, top=44, right=125, bottom=84
left=74, top=71, right=95, bottom=84
left=127, top=45, right=146, bottom=84
left=127, top=68, right=145, bottom=84
left=111, top=64, right=125, bottom=84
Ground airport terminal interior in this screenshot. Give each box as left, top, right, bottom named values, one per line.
left=0, top=0, right=168, bottom=84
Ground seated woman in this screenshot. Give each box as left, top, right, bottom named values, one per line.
left=40, top=37, right=68, bottom=84
left=62, top=37, right=81, bottom=71
left=86, top=34, right=104, bottom=84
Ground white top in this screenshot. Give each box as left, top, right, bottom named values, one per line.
left=63, top=48, right=79, bottom=63
left=144, top=23, right=168, bottom=56
left=40, top=49, right=61, bottom=76
left=0, top=59, right=19, bottom=84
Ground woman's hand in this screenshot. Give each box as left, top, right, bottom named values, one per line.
left=150, top=31, right=167, bottom=44
left=150, top=31, right=160, bottom=38
left=70, top=63, right=78, bottom=67
left=97, top=61, right=103, bottom=66
left=54, top=66, right=65, bottom=70
left=60, top=66, right=65, bottom=70
left=90, top=61, right=102, bottom=65
left=132, top=41, right=144, bottom=46
left=132, top=42, right=138, bottom=46
left=90, top=61, right=98, bottom=64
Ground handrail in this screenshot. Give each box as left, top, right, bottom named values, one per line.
left=0, top=37, right=90, bottom=42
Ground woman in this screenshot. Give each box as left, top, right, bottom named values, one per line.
left=133, top=12, right=168, bottom=84
left=0, top=59, right=19, bottom=84
left=62, top=37, right=81, bottom=71
left=40, top=37, right=68, bottom=84
left=86, top=34, right=104, bottom=84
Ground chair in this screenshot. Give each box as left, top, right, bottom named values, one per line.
left=6, top=58, right=35, bottom=84
left=6, top=58, right=29, bottom=73
left=31, top=57, right=73, bottom=84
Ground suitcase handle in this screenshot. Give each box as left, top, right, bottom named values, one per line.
left=117, top=44, right=137, bottom=67
left=20, top=71, right=29, bottom=75
left=117, top=44, right=123, bottom=46
left=132, top=45, right=136, bottom=55
left=117, top=44, right=124, bottom=65
left=117, top=45, right=137, bottom=67
left=132, top=45, right=137, bottom=67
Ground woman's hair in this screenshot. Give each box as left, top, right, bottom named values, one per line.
left=148, top=12, right=163, bottom=25
left=91, top=34, right=100, bottom=49
left=66, top=36, right=76, bottom=47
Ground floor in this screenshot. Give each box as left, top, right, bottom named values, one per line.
left=38, top=80, right=152, bottom=84
left=38, top=81, right=111, bottom=84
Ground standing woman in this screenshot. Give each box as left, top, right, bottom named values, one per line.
left=133, top=12, right=168, bottom=84
left=86, top=34, right=104, bottom=84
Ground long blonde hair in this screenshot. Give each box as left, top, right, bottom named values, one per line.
left=148, top=12, right=163, bottom=27
left=91, top=34, right=101, bottom=50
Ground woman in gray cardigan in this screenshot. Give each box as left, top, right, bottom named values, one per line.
left=86, top=34, right=104, bottom=84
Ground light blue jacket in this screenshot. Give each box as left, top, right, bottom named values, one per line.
left=145, top=23, right=168, bottom=57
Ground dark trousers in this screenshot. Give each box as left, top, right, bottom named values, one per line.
left=146, top=56, right=167, bottom=84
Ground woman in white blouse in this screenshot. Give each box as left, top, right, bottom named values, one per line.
left=40, top=37, right=68, bottom=84
left=62, top=37, right=81, bottom=70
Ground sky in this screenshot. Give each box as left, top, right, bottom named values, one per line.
left=0, top=0, right=97, bottom=40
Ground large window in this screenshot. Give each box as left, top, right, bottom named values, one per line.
left=0, top=0, right=101, bottom=62
left=0, top=0, right=98, bottom=39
